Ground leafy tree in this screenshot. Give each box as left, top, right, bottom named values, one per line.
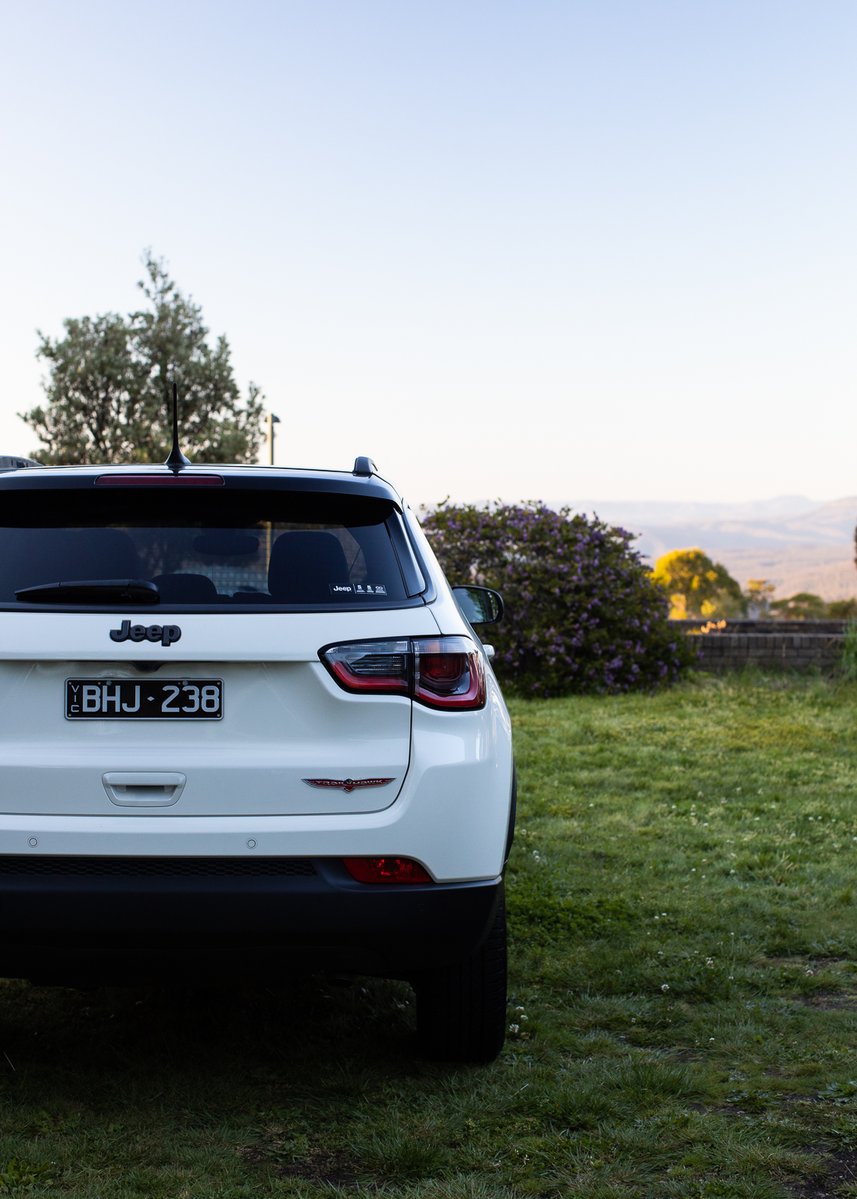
left=828, top=598, right=857, bottom=619
left=421, top=501, right=692, bottom=697
left=22, top=251, right=264, bottom=464
left=744, top=578, right=777, bottom=618
left=652, top=548, right=746, bottom=620
left=770, top=592, right=828, bottom=621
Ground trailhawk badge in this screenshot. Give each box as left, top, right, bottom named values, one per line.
left=303, top=777, right=394, bottom=794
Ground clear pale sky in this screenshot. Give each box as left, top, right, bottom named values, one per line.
left=2, top=1, right=855, bottom=508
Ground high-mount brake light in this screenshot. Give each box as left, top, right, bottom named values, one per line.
left=95, top=475, right=225, bottom=487
left=321, top=636, right=486, bottom=710
left=343, top=857, right=433, bottom=885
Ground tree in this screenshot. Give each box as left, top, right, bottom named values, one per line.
left=828, top=598, right=857, bottom=619
left=421, top=501, right=692, bottom=697
left=744, top=578, right=777, bottom=618
left=652, top=548, right=746, bottom=621
left=21, top=251, right=264, bottom=465
left=770, top=593, right=828, bottom=621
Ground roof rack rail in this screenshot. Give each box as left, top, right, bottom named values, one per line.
left=352, top=456, right=377, bottom=477
left=0, top=455, right=42, bottom=472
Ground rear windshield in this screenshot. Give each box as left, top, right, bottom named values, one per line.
left=0, top=487, right=424, bottom=610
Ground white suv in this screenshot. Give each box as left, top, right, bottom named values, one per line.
left=0, top=456, right=515, bottom=1062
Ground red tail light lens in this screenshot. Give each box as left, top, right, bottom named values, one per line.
left=321, top=636, right=486, bottom=710
left=414, top=641, right=485, bottom=708
left=343, top=857, right=433, bottom=884
left=323, top=640, right=411, bottom=696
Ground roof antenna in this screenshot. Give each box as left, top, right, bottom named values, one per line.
left=165, top=380, right=191, bottom=471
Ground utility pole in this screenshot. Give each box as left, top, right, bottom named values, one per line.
left=266, top=412, right=280, bottom=466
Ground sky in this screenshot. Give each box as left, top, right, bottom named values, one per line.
left=2, top=0, right=856, bottom=509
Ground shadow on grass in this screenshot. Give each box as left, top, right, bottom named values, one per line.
left=0, top=977, right=492, bottom=1195
left=0, top=974, right=420, bottom=1111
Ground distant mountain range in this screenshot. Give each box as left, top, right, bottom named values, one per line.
left=563, top=495, right=857, bottom=601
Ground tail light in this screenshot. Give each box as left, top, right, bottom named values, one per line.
left=320, top=636, right=486, bottom=710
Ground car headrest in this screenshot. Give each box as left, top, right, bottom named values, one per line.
left=69, top=529, right=142, bottom=580
left=268, top=531, right=350, bottom=603
left=152, top=573, right=219, bottom=602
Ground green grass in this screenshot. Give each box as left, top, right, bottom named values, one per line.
left=3, top=671, right=857, bottom=1197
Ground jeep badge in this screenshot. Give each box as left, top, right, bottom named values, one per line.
left=109, top=620, right=182, bottom=647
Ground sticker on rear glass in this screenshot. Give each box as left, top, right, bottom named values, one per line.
left=328, top=583, right=388, bottom=597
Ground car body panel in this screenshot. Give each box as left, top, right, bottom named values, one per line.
left=0, top=690, right=511, bottom=880
left=0, top=608, right=442, bottom=660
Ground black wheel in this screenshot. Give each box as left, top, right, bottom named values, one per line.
left=413, top=887, right=507, bottom=1064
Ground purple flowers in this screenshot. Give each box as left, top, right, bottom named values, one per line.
left=421, top=501, right=692, bottom=697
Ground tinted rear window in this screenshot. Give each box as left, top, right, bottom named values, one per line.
left=0, top=488, right=422, bottom=609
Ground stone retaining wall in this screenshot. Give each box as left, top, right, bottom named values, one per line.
left=672, top=620, right=849, bottom=673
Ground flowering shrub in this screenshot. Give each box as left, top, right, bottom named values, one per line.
left=421, top=501, right=693, bottom=697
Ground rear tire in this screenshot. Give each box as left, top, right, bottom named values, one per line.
left=413, top=887, right=507, bottom=1064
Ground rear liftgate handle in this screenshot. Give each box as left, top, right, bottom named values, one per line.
left=102, top=772, right=187, bottom=807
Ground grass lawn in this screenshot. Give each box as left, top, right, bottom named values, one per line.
left=2, top=671, right=857, bottom=1198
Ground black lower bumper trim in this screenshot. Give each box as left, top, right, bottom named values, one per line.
left=0, top=856, right=502, bottom=984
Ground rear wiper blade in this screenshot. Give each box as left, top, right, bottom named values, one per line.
left=15, top=579, right=161, bottom=605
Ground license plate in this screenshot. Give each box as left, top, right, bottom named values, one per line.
left=65, top=679, right=223, bottom=720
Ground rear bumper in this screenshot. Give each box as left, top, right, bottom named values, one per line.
left=0, top=856, right=502, bottom=984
